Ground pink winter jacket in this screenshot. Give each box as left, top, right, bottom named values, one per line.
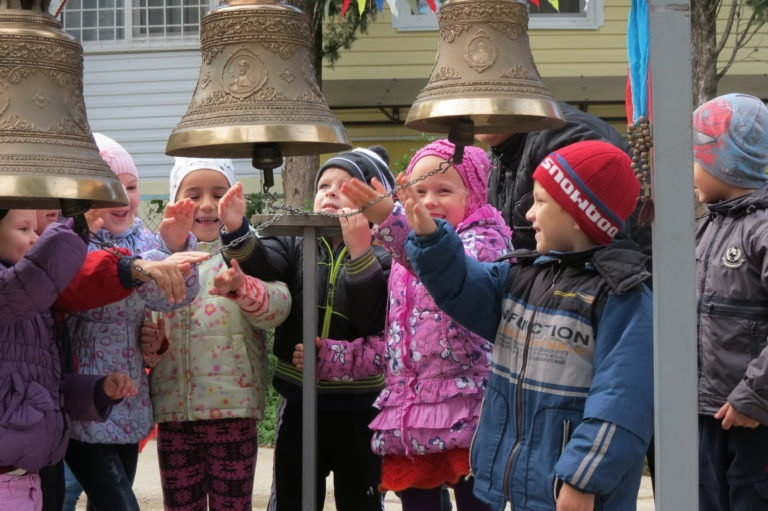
left=316, top=203, right=512, bottom=457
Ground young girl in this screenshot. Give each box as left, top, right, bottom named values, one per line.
left=142, top=157, right=291, bottom=511
left=294, top=139, right=512, bottom=511
left=64, top=134, right=204, bottom=511
left=218, top=147, right=395, bottom=511
left=0, top=209, right=138, bottom=511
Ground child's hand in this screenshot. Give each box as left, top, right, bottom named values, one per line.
left=556, top=483, right=595, bottom=511
left=133, top=251, right=210, bottom=303
left=339, top=207, right=372, bottom=259
left=219, top=182, right=246, bottom=233
left=102, top=372, right=138, bottom=400
left=84, top=209, right=105, bottom=233
left=715, top=402, right=760, bottom=429
left=341, top=177, right=394, bottom=225
left=159, top=198, right=195, bottom=252
left=210, top=258, right=245, bottom=297
left=140, top=314, right=166, bottom=355
left=292, top=337, right=324, bottom=369
left=403, top=196, right=437, bottom=236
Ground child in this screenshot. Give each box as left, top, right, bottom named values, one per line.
left=142, top=157, right=291, bottom=511
left=0, top=209, right=138, bottom=511
left=63, top=133, right=204, bottom=511
left=218, top=147, right=395, bottom=511
left=692, top=93, right=768, bottom=511
left=402, top=140, right=653, bottom=511
left=295, top=139, right=511, bottom=511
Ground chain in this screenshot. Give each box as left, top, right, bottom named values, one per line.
left=90, top=236, right=155, bottom=281
left=257, top=157, right=455, bottom=227
left=82, top=156, right=456, bottom=281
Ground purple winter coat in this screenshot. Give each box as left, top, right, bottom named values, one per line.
left=0, top=223, right=111, bottom=472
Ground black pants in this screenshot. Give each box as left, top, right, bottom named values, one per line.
left=39, top=462, right=64, bottom=511
left=65, top=439, right=139, bottom=511
left=699, top=415, right=768, bottom=511
left=268, top=398, right=382, bottom=511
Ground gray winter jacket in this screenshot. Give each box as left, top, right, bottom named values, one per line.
left=696, top=185, right=768, bottom=425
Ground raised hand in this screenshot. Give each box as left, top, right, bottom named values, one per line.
left=219, top=182, right=247, bottom=233
left=340, top=177, right=394, bottom=226
left=102, top=372, right=138, bottom=400
left=84, top=209, right=105, bottom=234
left=210, top=258, right=246, bottom=297
left=401, top=178, right=437, bottom=236
left=132, top=251, right=210, bottom=303
left=159, top=198, right=195, bottom=252
left=338, top=207, right=372, bottom=259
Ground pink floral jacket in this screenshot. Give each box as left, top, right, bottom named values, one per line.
left=317, top=203, right=512, bottom=457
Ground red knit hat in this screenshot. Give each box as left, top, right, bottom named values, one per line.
left=532, top=140, right=639, bottom=245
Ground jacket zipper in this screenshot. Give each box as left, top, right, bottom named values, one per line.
left=696, top=215, right=725, bottom=379
left=503, top=263, right=563, bottom=509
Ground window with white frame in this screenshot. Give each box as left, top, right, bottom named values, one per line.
left=60, top=0, right=218, bottom=49
left=391, top=0, right=603, bottom=31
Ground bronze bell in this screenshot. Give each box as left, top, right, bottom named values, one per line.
left=166, top=0, right=351, bottom=175
left=0, top=1, right=128, bottom=216
left=405, top=0, right=565, bottom=144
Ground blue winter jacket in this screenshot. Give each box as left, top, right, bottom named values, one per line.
left=406, top=220, right=654, bottom=511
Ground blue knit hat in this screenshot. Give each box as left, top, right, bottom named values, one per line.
left=693, top=94, right=768, bottom=189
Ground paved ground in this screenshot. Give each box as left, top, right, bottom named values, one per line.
left=73, top=439, right=655, bottom=510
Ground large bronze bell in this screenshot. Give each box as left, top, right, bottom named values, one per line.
left=0, top=1, right=128, bottom=215
left=166, top=0, right=351, bottom=174
left=405, top=0, right=565, bottom=143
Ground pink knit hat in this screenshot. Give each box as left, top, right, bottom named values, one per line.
left=405, top=139, right=490, bottom=217
left=93, top=132, right=138, bottom=179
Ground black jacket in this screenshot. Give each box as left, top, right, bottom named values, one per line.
left=222, top=218, right=391, bottom=410
left=487, top=101, right=651, bottom=255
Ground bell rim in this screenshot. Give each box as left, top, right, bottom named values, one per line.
left=166, top=125, right=352, bottom=159
left=405, top=96, right=565, bottom=134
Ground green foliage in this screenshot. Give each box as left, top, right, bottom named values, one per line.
left=320, top=0, right=378, bottom=66
left=257, top=355, right=281, bottom=446
left=746, top=0, right=768, bottom=19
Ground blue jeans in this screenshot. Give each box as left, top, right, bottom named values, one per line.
left=65, top=439, right=139, bottom=511
left=62, top=461, right=84, bottom=511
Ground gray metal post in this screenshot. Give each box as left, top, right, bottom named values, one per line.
left=648, top=0, right=699, bottom=508
left=302, top=227, right=318, bottom=511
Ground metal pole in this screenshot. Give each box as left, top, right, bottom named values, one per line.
left=648, top=0, right=698, bottom=508
left=302, top=227, right=318, bottom=511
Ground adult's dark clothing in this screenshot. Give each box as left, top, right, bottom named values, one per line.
left=486, top=101, right=651, bottom=254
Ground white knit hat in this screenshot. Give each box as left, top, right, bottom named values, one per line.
left=169, top=157, right=236, bottom=201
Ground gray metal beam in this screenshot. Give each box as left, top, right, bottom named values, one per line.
left=648, top=0, right=699, bottom=509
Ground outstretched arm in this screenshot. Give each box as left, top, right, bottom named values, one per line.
left=210, top=259, right=292, bottom=329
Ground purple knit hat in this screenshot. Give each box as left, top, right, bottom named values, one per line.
left=693, top=94, right=768, bottom=189
left=406, top=139, right=490, bottom=217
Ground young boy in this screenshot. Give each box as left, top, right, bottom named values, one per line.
left=219, top=147, right=395, bottom=511
left=402, top=140, right=654, bottom=511
left=692, top=93, right=768, bottom=511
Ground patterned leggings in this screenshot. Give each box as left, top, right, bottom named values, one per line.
left=157, top=418, right=258, bottom=511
